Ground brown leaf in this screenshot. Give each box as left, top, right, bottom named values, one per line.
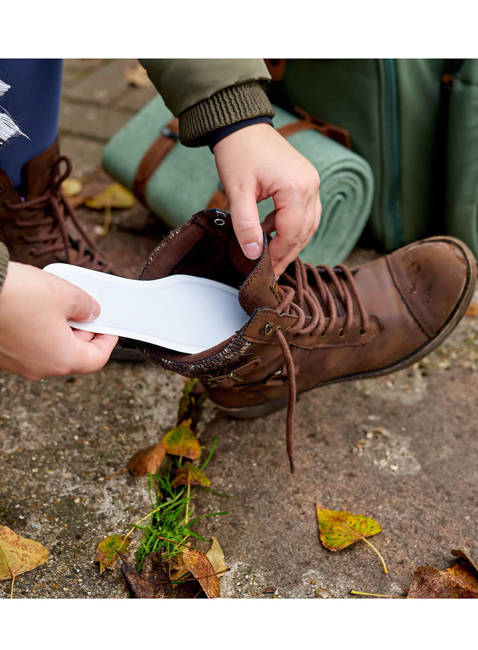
left=162, top=420, right=201, bottom=460
left=0, top=526, right=49, bottom=581
left=170, top=462, right=211, bottom=488
left=465, top=302, right=478, bottom=317
left=127, top=442, right=166, bottom=477
left=124, top=63, right=152, bottom=88
left=451, top=547, right=478, bottom=574
left=181, top=546, right=220, bottom=598
left=121, top=553, right=170, bottom=599
left=205, top=537, right=227, bottom=578
left=95, top=534, right=130, bottom=574
left=408, top=563, right=478, bottom=598
left=85, top=182, right=134, bottom=210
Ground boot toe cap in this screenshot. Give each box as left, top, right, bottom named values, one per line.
left=387, top=237, right=476, bottom=338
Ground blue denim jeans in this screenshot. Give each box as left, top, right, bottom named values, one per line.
left=0, top=59, right=62, bottom=188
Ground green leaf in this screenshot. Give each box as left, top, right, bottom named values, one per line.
left=95, top=534, right=130, bottom=574
left=162, top=419, right=201, bottom=460
left=170, top=462, right=211, bottom=488
left=315, top=504, right=387, bottom=573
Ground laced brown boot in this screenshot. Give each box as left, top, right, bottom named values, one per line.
left=138, top=209, right=477, bottom=471
left=0, top=140, right=112, bottom=272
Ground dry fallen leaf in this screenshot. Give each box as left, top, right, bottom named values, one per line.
left=162, top=419, right=201, bottom=460
left=465, top=302, right=478, bottom=317
left=182, top=546, right=220, bottom=598
left=62, top=177, right=83, bottom=198
left=95, top=534, right=130, bottom=574
left=407, top=563, right=478, bottom=598
left=121, top=553, right=171, bottom=599
left=205, top=537, right=227, bottom=578
left=124, top=63, right=152, bottom=88
left=127, top=442, right=166, bottom=477
left=451, top=547, right=478, bottom=574
left=85, top=182, right=134, bottom=210
left=0, top=525, right=49, bottom=581
left=315, top=504, right=387, bottom=573
left=171, top=462, right=211, bottom=488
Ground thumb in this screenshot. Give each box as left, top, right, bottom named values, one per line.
left=65, top=285, right=101, bottom=323
left=228, top=188, right=264, bottom=260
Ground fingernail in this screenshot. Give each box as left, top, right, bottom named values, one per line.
left=243, top=242, right=261, bottom=259
left=90, top=299, right=101, bottom=320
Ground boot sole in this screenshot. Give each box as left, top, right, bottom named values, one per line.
left=213, top=238, right=477, bottom=420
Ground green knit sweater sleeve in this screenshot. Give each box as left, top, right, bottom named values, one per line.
left=140, top=59, right=273, bottom=146
left=0, top=242, right=9, bottom=293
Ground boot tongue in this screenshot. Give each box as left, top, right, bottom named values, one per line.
left=237, top=236, right=282, bottom=315
left=21, top=141, right=59, bottom=199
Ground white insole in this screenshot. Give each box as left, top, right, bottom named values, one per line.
left=44, top=264, right=249, bottom=354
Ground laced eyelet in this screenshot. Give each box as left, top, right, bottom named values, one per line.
left=320, top=330, right=327, bottom=337
left=338, top=328, right=345, bottom=338
left=263, top=322, right=274, bottom=336
left=360, top=328, right=367, bottom=337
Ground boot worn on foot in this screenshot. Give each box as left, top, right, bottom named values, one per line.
left=138, top=209, right=477, bottom=471
left=0, top=140, right=112, bottom=272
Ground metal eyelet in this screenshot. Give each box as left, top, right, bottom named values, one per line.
left=338, top=328, right=345, bottom=338
left=320, top=330, right=327, bottom=337
left=263, top=322, right=274, bottom=336
left=359, top=328, right=367, bottom=337
left=214, top=217, right=225, bottom=226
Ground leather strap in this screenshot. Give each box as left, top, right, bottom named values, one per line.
left=132, top=118, right=179, bottom=203
left=206, top=108, right=351, bottom=211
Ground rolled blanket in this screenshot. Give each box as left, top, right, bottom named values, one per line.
left=102, top=97, right=374, bottom=266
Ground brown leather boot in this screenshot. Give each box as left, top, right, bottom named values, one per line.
left=0, top=141, right=112, bottom=272
left=139, top=209, right=477, bottom=471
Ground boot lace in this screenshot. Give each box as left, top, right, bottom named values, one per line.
left=274, top=258, right=370, bottom=472
left=4, top=156, right=112, bottom=271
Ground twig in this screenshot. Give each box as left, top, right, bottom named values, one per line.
left=350, top=590, right=404, bottom=598
left=104, top=468, right=127, bottom=481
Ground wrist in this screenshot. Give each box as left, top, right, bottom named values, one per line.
left=209, top=116, right=274, bottom=151
left=179, top=82, right=273, bottom=147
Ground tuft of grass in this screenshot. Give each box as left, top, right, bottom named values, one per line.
left=133, top=438, right=228, bottom=573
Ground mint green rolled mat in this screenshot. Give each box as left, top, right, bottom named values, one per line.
left=102, top=96, right=374, bottom=266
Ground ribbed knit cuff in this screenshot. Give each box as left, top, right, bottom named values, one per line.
left=0, top=242, right=9, bottom=293
left=179, top=82, right=274, bottom=147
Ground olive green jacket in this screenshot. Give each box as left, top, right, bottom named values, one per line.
left=0, top=59, right=273, bottom=288
left=140, top=59, right=273, bottom=145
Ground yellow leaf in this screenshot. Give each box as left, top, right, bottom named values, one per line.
left=315, top=504, right=387, bottom=573
left=205, top=537, right=227, bottom=578
left=62, top=178, right=83, bottom=198
left=127, top=442, right=166, bottom=477
left=85, top=182, right=134, bottom=210
left=0, top=526, right=49, bottom=581
left=170, top=462, right=211, bottom=488
left=95, top=534, right=130, bottom=574
left=181, top=546, right=220, bottom=598
left=162, top=419, right=201, bottom=460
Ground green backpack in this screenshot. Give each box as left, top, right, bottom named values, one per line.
left=266, top=59, right=478, bottom=258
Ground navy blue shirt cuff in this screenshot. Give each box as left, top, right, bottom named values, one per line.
left=207, top=116, right=274, bottom=151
